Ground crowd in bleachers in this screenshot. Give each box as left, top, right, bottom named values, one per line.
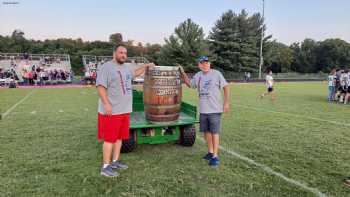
left=328, top=68, right=350, bottom=104
left=21, top=66, right=72, bottom=85
left=0, top=65, right=72, bottom=87
left=84, top=63, right=98, bottom=85
left=0, top=53, right=72, bottom=87
left=81, top=56, right=149, bottom=85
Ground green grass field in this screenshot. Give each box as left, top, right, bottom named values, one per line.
left=1, top=82, right=350, bottom=197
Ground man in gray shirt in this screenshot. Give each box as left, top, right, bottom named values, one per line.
left=180, top=56, right=230, bottom=167
left=96, top=45, right=154, bottom=177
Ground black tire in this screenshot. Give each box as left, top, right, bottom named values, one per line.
left=121, top=129, right=137, bottom=153
left=180, top=125, right=196, bottom=146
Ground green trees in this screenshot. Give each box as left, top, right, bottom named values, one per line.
left=0, top=31, right=159, bottom=74
left=289, top=38, right=350, bottom=73
left=316, top=39, right=350, bottom=72
left=264, top=41, right=294, bottom=73
left=1, top=9, right=350, bottom=75
left=209, top=10, right=270, bottom=72
left=290, top=39, right=319, bottom=73
left=109, top=33, right=123, bottom=46
left=158, top=18, right=208, bottom=72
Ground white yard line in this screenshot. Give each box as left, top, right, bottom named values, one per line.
left=234, top=104, right=350, bottom=127
left=1, top=90, right=35, bottom=119
left=197, top=137, right=327, bottom=197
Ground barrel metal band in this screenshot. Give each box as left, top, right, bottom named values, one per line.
left=145, top=104, right=181, bottom=109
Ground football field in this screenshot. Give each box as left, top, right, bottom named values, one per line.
left=1, top=82, right=349, bottom=197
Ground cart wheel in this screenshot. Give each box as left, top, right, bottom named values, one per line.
left=180, top=125, right=196, bottom=146
left=121, top=129, right=137, bottom=153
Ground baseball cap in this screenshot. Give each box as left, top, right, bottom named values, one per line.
left=198, top=56, right=209, bottom=62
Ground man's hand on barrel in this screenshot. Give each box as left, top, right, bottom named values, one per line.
left=176, top=64, right=191, bottom=88
left=134, top=63, right=155, bottom=77
left=178, top=65, right=186, bottom=75
left=144, top=63, right=155, bottom=69
left=175, top=64, right=185, bottom=74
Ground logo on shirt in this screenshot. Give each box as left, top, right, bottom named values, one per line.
left=118, top=70, right=132, bottom=95
left=125, top=72, right=132, bottom=95
left=199, top=79, right=212, bottom=98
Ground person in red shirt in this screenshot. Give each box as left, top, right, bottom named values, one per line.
left=91, top=70, right=97, bottom=84
left=28, top=70, right=33, bottom=85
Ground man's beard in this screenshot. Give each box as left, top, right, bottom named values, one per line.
left=115, top=57, right=126, bottom=64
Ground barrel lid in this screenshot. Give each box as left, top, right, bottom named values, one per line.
left=149, top=66, right=180, bottom=71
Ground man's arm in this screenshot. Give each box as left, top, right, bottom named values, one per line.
left=97, top=85, right=112, bottom=115
left=178, top=65, right=191, bottom=88
left=134, top=63, right=155, bottom=77
left=223, top=85, right=230, bottom=113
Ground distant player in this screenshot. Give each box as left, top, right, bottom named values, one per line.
left=343, top=70, right=350, bottom=104
left=334, top=69, right=341, bottom=101
left=338, top=70, right=347, bottom=103
left=327, top=69, right=336, bottom=102
left=260, top=70, right=276, bottom=101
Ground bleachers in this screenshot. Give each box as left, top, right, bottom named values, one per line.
left=0, top=53, right=72, bottom=85
left=0, top=53, right=71, bottom=75
left=80, top=55, right=149, bottom=85
left=82, top=55, right=149, bottom=72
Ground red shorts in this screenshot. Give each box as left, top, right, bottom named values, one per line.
left=97, top=113, right=130, bottom=143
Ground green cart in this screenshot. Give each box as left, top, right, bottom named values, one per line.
left=121, top=90, right=199, bottom=153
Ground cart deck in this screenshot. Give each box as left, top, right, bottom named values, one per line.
left=130, top=111, right=198, bottom=129
left=130, top=90, right=198, bottom=129
left=120, top=90, right=198, bottom=151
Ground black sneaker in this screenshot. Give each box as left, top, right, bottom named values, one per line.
left=100, top=165, right=119, bottom=177
left=209, top=157, right=220, bottom=167
left=111, top=160, right=128, bottom=170
left=203, top=153, right=214, bottom=161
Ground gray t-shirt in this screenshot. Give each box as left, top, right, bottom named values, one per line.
left=190, top=69, right=228, bottom=114
left=96, top=60, right=139, bottom=115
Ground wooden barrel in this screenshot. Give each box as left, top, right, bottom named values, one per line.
left=143, top=66, right=182, bottom=123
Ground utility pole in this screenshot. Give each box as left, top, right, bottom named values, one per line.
left=258, top=0, right=265, bottom=79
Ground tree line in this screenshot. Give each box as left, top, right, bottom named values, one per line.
left=1, top=9, right=350, bottom=75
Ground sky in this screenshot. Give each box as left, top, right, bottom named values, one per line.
left=0, top=0, right=349, bottom=45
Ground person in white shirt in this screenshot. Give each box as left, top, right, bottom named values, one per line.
left=85, top=70, right=90, bottom=78
left=343, top=70, right=350, bottom=104
left=327, top=69, right=336, bottom=102
left=338, top=70, right=347, bottom=103
left=39, top=69, right=46, bottom=86
left=261, top=70, right=276, bottom=101
left=84, top=69, right=92, bottom=85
